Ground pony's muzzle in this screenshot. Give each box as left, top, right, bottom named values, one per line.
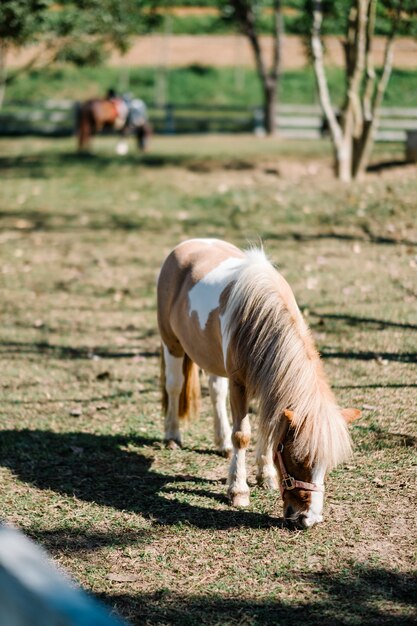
left=284, top=505, right=295, bottom=519
left=284, top=506, right=322, bottom=529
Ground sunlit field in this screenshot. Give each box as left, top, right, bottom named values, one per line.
left=0, top=135, right=416, bottom=625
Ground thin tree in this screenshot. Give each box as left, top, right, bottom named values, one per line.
left=310, top=0, right=414, bottom=181
left=223, top=0, right=284, bottom=135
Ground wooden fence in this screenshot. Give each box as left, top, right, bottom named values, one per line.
left=1, top=100, right=416, bottom=140
left=274, top=105, right=417, bottom=141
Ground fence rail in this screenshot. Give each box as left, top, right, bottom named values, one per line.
left=1, top=101, right=416, bottom=141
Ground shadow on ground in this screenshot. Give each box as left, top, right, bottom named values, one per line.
left=309, top=311, right=417, bottom=332
left=354, top=424, right=417, bottom=449
left=1, top=205, right=416, bottom=248
left=1, top=338, right=415, bottom=364
left=321, top=349, right=417, bottom=364
left=2, top=430, right=416, bottom=624
left=367, top=158, right=413, bottom=173
left=0, top=339, right=158, bottom=361
left=0, top=152, right=254, bottom=178
left=22, top=525, right=417, bottom=625
left=1, top=426, right=414, bottom=532
left=0, top=429, right=283, bottom=531
left=100, top=566, right=417, bottom=625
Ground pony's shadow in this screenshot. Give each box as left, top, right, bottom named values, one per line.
left=0, top=429, right=284, bottom=530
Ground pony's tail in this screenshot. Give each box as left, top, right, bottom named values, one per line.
left=179, top=353, right=200, bottom=420
left=160, top=347, right=200, bottom=421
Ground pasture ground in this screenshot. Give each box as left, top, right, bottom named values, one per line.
left=0, top=135, right=416, bottom=625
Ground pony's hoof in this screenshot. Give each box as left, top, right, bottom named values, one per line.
left=219, top=448, right=233, bottom=459
left=165, top=439, right=182, bottom=450
left=230, top=493, right=250, bottom=508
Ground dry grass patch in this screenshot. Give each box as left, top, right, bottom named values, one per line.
left=0, top=135, right=416, bottom=625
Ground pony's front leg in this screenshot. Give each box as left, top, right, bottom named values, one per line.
left=227, top=381, right=250, bottom=507
left=208, top=375, right=232, bottom=457
left=256, top=438, right=279, bottom=490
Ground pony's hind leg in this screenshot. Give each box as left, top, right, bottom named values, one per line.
left=227, top=380, right=251, bottom=507
left=208, top=375, right=232, bottom=457
left=162, top=344, right=185, bottom=449
left=256, top=435, right=279, bottom=490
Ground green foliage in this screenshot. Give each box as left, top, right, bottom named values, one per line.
left=0, top=1, right=160, bottom=67
left=45, top=1, right=161, bottom=65
left=0, top=0, right=50, bottom=44
left=292, top=0, right=417, bottom=37
left=54, top=41, right=109, bottom=67
left=153, top=11, right=307, bottom=35
left=5, top=64, right=416, bottom=108
left=150, top=0, right=417, bottom=36
left=160, top=13, right=229, bottom=35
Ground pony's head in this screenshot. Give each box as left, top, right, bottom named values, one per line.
left=277, top=408, right=361, bottom=529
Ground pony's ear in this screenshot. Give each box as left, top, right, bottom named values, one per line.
left=283, top=409, right=295, bottom=423
left=341, top=408, right=361, bottom=423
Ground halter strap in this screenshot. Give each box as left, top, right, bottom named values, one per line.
left=274, top=442, right=325, bottom=495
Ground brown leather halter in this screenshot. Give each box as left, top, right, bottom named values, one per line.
left=274, top=442, right=325, bottom=496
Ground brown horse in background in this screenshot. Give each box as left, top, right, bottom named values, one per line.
left=75, top=97, right=151, bottom=153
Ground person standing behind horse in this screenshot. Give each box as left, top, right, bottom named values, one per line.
left=121, top=93, right=151, bottom=152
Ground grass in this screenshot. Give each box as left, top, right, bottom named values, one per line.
left=5, top=65, right=417, bottom=108
left=0, top=135, right=416, bottom=625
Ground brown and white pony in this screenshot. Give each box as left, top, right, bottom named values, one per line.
left=76, top=97, right=151, bottom=153
left=157, top=239, right=360, bottom=528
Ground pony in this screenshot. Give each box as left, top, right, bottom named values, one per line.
left=75, top=96, right=151, bottom=153
left=157, top=239, right=360, bottom=528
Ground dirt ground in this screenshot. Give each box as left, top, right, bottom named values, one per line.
left=8, top=35, right=417, bottom=70
left=0, top=135, right=416, bottom=625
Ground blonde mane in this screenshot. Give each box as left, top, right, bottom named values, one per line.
left=225, top=248, right=352, bottom=469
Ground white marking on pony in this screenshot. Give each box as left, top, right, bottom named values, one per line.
left=227, top=414, right=251, bottom=506
left=208, top=375, right=232, bottom=454
left=219, top=312, right=232, bottom=372
left=163, top=343, right=184, bottom=445
left=255, top=443, right=279, bottom=490
left=302, top=465, right=325, bottom=528
left=188, top=256, right=244, bottom=330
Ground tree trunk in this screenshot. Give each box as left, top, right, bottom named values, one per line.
left=263, top=80, right=277, bottom=135
left=336, top=136, right=353, bottom=183
left=311, top=0, right=401, bottom=182
left=352, top=121, right=372, bottom=179
left=353, top=31, right=396, bottom=179
left=311, top=1, right=346, bottom=178
left=0, top=41, right=8, bottom=110
left=229, top=0, right=282, bottom=136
